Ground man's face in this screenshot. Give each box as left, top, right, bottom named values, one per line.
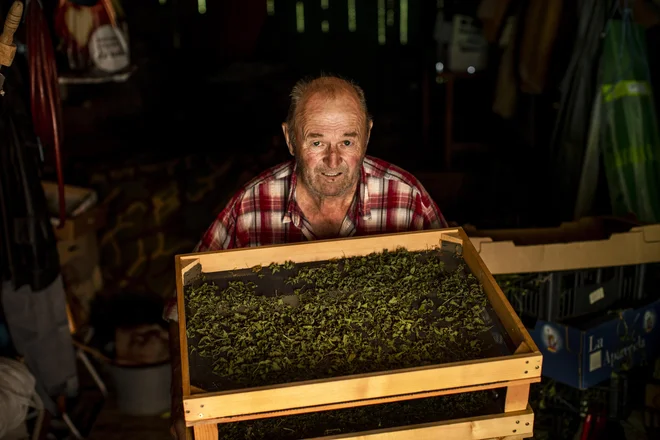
left=285, top=93, right=371, bottom=199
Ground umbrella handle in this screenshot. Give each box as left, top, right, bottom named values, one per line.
left=0, top=1, right=23, bottom=67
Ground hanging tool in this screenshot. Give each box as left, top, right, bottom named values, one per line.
left=26, top=0, right=67, bottom=227
left=0, top=1, right=23, bottom=96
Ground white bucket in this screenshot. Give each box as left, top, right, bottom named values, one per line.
left=106, top=361, right=171, bottom=416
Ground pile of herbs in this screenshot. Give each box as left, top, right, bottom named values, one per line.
left=185, top=247, right=494, bottom=389
left=217, top=391, right=496, bottom=439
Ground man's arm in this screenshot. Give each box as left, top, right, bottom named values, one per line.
left=414, top=185, right=448, bottom=230
left=167, top=201, right=240, bottom=438
left=169, top=321, right=187, bottom=439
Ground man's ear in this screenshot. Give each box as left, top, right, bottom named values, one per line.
left=282, top=123, right=295, bottom=156
left=365, top=119, right=374, bottom=149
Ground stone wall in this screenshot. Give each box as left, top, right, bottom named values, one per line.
left=88, top=154, right=241, bottom=299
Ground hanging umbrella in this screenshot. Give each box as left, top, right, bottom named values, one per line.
left=0, top=30, right=60, bottom=293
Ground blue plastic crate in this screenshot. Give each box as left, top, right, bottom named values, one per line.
left=496, top=263, right=657, bottom=322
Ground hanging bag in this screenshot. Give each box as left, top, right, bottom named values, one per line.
left=54, top=0, right=129, bottom=75
left=600, top=18, right=660, bottom=223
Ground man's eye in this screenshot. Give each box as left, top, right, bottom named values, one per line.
left=343, top=140, right=352, bottom=146
left=312, top=141, right=321, bottom=147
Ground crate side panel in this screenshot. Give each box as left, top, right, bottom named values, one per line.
left=184, top=355, right=541, bottom=420
left=459, top=230, right=538, bottom=352
left=189, top=229, right=461, bottom=273
left=209, top=397, right=532, bottom=440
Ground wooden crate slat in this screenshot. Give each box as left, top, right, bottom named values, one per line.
left=178, top=229, right=463, bottom=273
left=192, top=407, right=534, bottom=440
left=187, top=378, right=538, bottom=426
left=191, top=386, right=206, bottom=395
left=307, top=406, right=534, bottom=440
left=469, top=222, right=660, bottom=274
left=183, top=353, right=540, bottom=422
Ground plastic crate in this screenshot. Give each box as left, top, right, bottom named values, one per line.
left=496, top=263, right=659, bottom=322
left=557, top=375, right=632, bottom=421
left=530, top=374, right=637, bottom=439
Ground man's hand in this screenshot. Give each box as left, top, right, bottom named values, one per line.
left=170, top=417, right=186, bottom=440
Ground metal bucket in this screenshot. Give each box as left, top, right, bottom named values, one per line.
left=106, top=361, right=171, bottom=416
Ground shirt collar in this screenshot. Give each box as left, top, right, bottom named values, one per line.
left=357, top=163, right=372, bottom=219
left=284, top=161, right=372, bottom=227
left=283, top=162, right=301, bottom=226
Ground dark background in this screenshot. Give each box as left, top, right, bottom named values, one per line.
left=4, top=0, right=660, bottom=307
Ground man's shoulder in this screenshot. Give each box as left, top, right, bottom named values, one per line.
left=363, top=156, right=425, bottom=190
left=243, top=160, right=295, bottom=189
left=224, top=160, right=294, bottom=212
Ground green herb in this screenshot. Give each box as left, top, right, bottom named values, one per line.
left=217, top=391, right=494, bottom=439
left=269, top=262, right=281, bottom=274
left=185, top=248, right=494, bottom=389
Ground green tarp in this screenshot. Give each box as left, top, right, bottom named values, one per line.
left=600, top=19, right=660, bottom=223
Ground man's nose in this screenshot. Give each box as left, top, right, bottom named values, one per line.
left=323, top=146, right=341, bottom=168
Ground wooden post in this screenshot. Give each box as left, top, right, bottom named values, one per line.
left=506, top=342, right=534, bottom=412
left=505, top=384, right=531, bottom=412
left=193, top=424, right=218, bottom=440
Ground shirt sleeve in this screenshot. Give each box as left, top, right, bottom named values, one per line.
left=411, top=180, right=448, bottom=230
left=420, top=190, right=448, bottom=229
left=162, top=193, right=242, bottom=322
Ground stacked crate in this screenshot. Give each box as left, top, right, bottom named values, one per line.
left=467, top=217, right=660, bottom=438
left=175, top=229, right=542, bottom=439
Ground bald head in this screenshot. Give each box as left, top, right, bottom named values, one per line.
left=284, top=75, right=372, bottom=148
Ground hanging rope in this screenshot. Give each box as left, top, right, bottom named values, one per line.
left=26, top=0, right=66, bottom=227
left=0, top=357, right=43, bottom=438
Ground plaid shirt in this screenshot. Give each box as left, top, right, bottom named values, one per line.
left=164, top=156, right=446, bottom=321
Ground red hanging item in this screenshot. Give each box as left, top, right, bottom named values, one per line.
left=26, top=0, right=66, bottom=227
left=54, top=0, right=129, bottom=75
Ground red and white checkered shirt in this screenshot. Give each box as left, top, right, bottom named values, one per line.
left=164, top=155, right=446, bottom=321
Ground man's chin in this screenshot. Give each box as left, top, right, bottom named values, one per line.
left=313, top=182, right=351, bottom=198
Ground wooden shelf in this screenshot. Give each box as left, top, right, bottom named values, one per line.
left=58, top=65, right=137, bottom=85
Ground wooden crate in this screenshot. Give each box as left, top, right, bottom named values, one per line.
left=175, top=228, right=543, bottom=439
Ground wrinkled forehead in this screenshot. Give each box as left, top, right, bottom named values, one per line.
left=297, top=92, right=366, bottom=137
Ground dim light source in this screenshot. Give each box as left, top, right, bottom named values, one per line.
left=296, top=2, right=305, bottom=33
left=378, top=0, right=385, bottom=44
left=348, top=0, right=356, bottom=31
left=400, top=0, right=408, bottom=44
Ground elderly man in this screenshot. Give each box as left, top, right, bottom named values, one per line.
left=167, top=74, right=447, bottom=438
